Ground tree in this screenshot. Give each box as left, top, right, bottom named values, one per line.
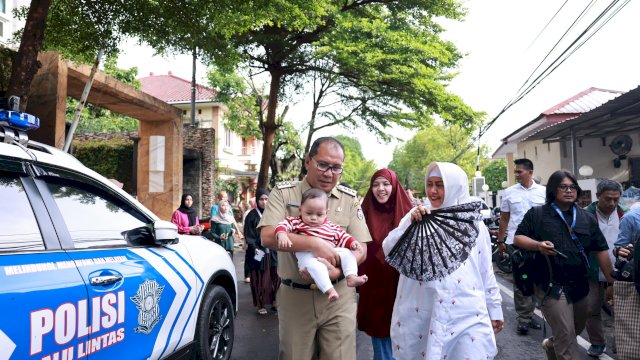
left=207, top=67, right=304, bottom=185
left=36, top=0, right=482, bottom=190
left=335, top=135, right=377, bottom=196
left=270, top=121, right=304, bottom=186
left=7, top=0, right=52, bottom=110
left=482, top=159, right=507, bottom=192
left=389, top=124, right=490, bottom=195
left=197, top=0, right=482, bottom=188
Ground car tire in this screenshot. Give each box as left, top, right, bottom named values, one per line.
left=194, top=285, right=234, bottom=360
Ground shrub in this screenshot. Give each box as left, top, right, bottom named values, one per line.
left=72, top=139, right=134, bottom=194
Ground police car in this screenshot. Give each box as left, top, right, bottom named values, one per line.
left=0, top=108, right=237, bottom=359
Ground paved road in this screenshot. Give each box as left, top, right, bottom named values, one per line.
left=229, top=249, right=617, bottom=359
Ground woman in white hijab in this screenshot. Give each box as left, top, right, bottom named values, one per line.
left=382, top=162, right=504, bottom=360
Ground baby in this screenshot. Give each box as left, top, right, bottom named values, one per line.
left=275, top=188, right=368, bottom=302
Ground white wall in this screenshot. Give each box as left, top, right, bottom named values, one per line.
left=177, top=102, right=263, bottom=173
left=516, top=139, right=562, bottom=184
left=567, top=135, right=639, bottom=183
left=514, top=133, right=640, bottom=185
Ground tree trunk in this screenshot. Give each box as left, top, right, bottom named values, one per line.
left=6, top=0, right=52, bottom=111
left=257, top=69, right=282, bottom=189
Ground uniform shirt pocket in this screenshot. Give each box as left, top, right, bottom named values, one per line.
left=508, top=196, right=524, bottom=213
left=531, top=194, right=546, bottom=206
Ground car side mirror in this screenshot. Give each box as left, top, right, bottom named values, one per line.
left=152, top=220, right=179, bottom=245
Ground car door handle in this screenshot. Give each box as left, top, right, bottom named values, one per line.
left=90, top=275, right=123, bottom=286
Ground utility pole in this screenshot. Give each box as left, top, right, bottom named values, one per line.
left=190, top=47, right=197, bottom=127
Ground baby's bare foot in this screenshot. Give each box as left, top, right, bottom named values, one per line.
left=326, top=287, right=339, bottom=302
left=346, top=274, right=368, bottom=287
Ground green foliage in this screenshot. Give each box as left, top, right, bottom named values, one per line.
left=39, top=0, right=138, bottom=62
left=482, top=159, right=507, bottom=192
left=308, top=7, right=483, bottom=140
left=388, top=124, right=490, bottom=194
left=207, top=67, right=304, bottom=184
left=0, top=47, right=15, bottom=91
left=335, top=135, right=377, bottom=196
left=214, top=177, right=241, bottom=202
left=72, top=140, right=134, bottom=194
left=39, top=0, right=483, bottom=189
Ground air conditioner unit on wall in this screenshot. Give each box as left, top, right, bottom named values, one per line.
left=472, top=176, right=485, bottom=197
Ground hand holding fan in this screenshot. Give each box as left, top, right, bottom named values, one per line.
left=385, top=201, right=483, bottom=281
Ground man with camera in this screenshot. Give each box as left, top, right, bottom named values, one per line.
left=613, top=206, right=640, bottom=359
left=583, top=180, right=627, bottom=357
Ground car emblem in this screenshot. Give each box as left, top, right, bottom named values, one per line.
left=130, top=279, right=165, bottom=334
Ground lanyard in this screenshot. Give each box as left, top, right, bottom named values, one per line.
left=550, top=202, right=589, bottom=266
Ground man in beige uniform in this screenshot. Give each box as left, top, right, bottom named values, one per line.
left=259, top=137, right=371, bottom=360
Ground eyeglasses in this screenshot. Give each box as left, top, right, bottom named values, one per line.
left=558, top=184, right=578, bottom=192
left=312, top=158, right=344, bottom=174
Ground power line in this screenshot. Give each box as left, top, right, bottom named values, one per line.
left=450, top=0, right=631, bottom=163
left=506, top=0, right=627, bottom=109
left=524, top=0, right=570, bottom=52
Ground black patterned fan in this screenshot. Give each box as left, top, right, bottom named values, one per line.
left=385, top=201, right=483, bottom=282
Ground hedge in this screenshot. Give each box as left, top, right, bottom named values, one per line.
left=72, top=139, right=134, bottom=194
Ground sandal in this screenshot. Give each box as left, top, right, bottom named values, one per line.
left=258, top=308, right=268, bottom=315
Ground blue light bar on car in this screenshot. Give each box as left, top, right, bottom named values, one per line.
left=0, top=110, right=40, bottom=131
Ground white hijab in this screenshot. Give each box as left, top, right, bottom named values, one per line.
left=425, top=162, right=471, bottom=209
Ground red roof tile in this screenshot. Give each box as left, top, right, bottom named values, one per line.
left=139, top=73, right=217, bottom=103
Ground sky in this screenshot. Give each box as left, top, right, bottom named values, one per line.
left=118, top=0, right=640, bottom=168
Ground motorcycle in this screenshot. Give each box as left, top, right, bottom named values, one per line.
left=485, top=212, right=512, bottom=274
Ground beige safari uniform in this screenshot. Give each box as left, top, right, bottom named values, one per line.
left=258, top=178, right=372, bottom=360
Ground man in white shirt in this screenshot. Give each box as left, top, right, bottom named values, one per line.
left=497, top=158, right=546, bottom=335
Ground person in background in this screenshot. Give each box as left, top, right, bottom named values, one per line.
left=211, top=190, right=244, bottom=245
left=383, top=162, right=503, bottom=360
left=244, top=189, right=280, bottom=315
left=258, top=137, right=371, bottom=360
left=210, top=200, right=236, bottom=257
left=242, top=196, right=257, bottom=283
left=612, top=204, right=640, bottom=359
left=358, top=169, right=413, bottom=360
left=583, top=179, right=626, bottom=357
left=243, top=197, right=257, bottom=223
left=497, top=158, right=546, bottom=335
left=171, top=194, right=203, bottom=235
left=514, top=170, right=614, bottom=360
left=405, top=187, right=421, bottom=207
left=211, top=191, right=231, bottom=217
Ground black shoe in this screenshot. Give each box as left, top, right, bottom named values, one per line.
left=529, top=318, right=542, bottom=330
left=587, top=344, right=606, bottom=357
left=517, top=321, right=529, bottom=335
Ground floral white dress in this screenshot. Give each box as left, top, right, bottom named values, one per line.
left=382, top=161, right=503, bottom=360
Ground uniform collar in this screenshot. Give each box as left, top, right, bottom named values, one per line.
left=516, top=179, right=537, bottom=190
left=301, top=177, right=341, bottom=198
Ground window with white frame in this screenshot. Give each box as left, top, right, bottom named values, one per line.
left=225, top=129, right=232, bottom=148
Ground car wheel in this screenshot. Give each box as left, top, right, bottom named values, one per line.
left=194, top=285, right=234, bottom=360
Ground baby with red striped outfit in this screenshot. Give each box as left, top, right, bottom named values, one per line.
left=275, top=188, right=368, bottom=301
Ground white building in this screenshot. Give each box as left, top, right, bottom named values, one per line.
left=493, top=86, right=640, bottom=206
